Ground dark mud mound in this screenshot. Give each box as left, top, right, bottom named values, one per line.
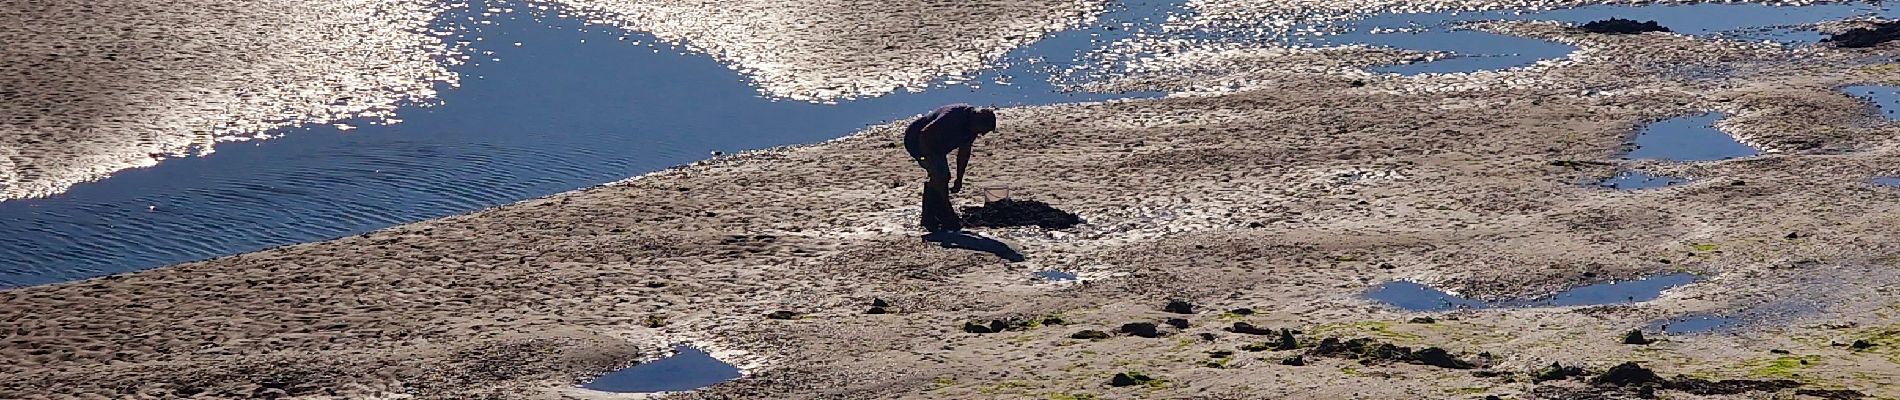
left=960, top=199, right=1081, bottom=229
left=1827, top=21, right=1900, bottom=48
left=1581, top=18, right=1671, bottom=34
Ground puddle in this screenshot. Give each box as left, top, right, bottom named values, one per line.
left=1624, top=113, right=1757, bottom=162
left=1876, top=177, right=1900, bottom=187
left=1033, top=270, right=1080, bottom=282
left=584, top=345, right=741, bottom=393
left=1598, top=171, right=1689, bottom=190
left=1649, top=314, right=1743, bottom=335
left=1368, top=273, right=1700, bottom=312
left=1845, top=85, right=1900, bottom=120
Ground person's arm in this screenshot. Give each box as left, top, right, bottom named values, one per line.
left=953, top=143, right=971, bottom=192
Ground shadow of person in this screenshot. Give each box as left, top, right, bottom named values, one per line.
left=922, top=231, right=1025, bottom=262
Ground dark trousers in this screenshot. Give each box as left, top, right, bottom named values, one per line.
left=916, top=155, right=961, bottom=232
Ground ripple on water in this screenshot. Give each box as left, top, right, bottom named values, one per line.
left=585, top=346, right=741, bottom=393
left=1367, top=273, right=1701, bottom=312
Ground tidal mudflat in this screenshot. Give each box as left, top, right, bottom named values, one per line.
left=8, top=0, right=1900, bottom=399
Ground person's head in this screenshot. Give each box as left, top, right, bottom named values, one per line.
left=971, top=108, right=997, bottom=136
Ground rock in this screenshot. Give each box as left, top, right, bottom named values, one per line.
left=1409, top=347, right=1474, bottom=369
left=1274, top=329, right=1299, bottom=350
left=765, top=310, right=799, bottom=320
left=1785, top=232, right=1801, bottom=240
left=1228, top=308, right=1255, bottom=316
left=1071, top=330, right=1112, bottom=340
left=1408, top=316, right=1436, bottom=324
left=252, top=388, right=290, bottom=399
left=1165, top=318, right=1189, bottom=329
left=866, top=306, right=887, bottom=314
left=1164, top=299, right=1197, bottom=314
left=1851, top=339, right=1875, bottom=350
left=1280, top=355, right=1305, bottom=366
left=1580, top=18, right=1670, bottom=34
left=963, top=320, right=1006, bottom=334
left=871, top=298, right=890, bottom=308
left=1769, top=349, right=1791, bottom=354
left=1622, top=329, right=1653, bottom=345
left=1042, top=316, right=1068, bottom=326
left=1119, top=322, right=1163, bottom=338
left=1592, top=362, right=1661, bottom=387
left=1227, top=322, right=1275, bottom=335
left=1206, top=350, right=1234, bottom=358
left=1795, top=389, right=1869, bottom=399
left=1198, top=332, right=1218, bottom=341
left=1827, top=21, right=1900, bottom=48
left=960, top=199, right=1082, bottom=229
left=1109, top=372, right=1154, bottom=387
left=1533, top=362, right=1585, bottom=382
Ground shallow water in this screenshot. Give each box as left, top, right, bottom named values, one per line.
left=1876, top=177, right=1900, bottom=187
left=6, top=0, right=1897, bottom=286
left=584, top=345, right=741, bottom=393
left=1598, top=171, right=1688, bottom=190
left=0, top=0, right=1151, bottom=286
left=1367, top=273, right=1700, bottom=312
left=1844, top=85, right=1900, bottom=119
left=1625, top=112, right=1758, bottom=161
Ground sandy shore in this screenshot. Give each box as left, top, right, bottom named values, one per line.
left=9, top=3, right=1900, bottom=400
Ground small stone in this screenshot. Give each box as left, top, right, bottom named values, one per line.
left=1165, top=318, right=1190, bottom=329
left=1164, top=299, right=1197, bottom=314
left=866, top=307, right=887, bottom=314
left=1109, top=372, right=1149, bottom=387
left=1533, top=362, right=1584, bottom=382
left=1042, top=316, right=1067, bottom=326
left=1769, top=349, right=1791, bottom=354
left=1229, top=308, right=1255, bottom=316
left=871, top=298, right=890, bottom=308
left=1785, top=232, right=1801, bottom=240
left=1206, top=350, right=1234, bottom=358
left=1622, top=329, right=1654, bottom=345
left=1851, top=339, right=1875, bottom=350
left=1280, top=355, right=1305, bottom=366
left=1227, top=322, right=1275, bottom=335
left=1198, top=333, right=1217, bottom=341
left=1071, top=330, right=1112, bottom=340
left=963, top=321, right=999, bottom=334
left=1408, top=316, right=1436, bottom=324
left=1409, top=347, right=1474, bottom=369
left=1119, top=322, right=1162, bottom=338
left=1274, top=329, right=1299, bottom=350
left=765, top=310, right=798, bottom=320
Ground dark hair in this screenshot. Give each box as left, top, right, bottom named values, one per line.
left=972, top=108, right=997, bottom=134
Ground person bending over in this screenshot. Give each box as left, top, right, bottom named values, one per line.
left=903, top=103, right=997, bottom=233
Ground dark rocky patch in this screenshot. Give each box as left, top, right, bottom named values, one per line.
left=1664, top=376, right=1800, bottom=395
left=1071, top=330, right=1112, bottom=340
left=1306, top=337, right=1472, bottom=369
left=1165, top=318, right=1190, bottom=329
left=1796, top=389, right=1869, bottom=399
left=1206, top=350, right=1234, bottom=358
left=1827, top=21, right=1900, bottom=48
left=1273, top=329, right=1299, bottom=351
left=1591, top=362, right=1661, bottom=387
left=871, top=298, right=889, bottom=308
left=1580, top=18, right=1671, bottom=34
left=765, top=310, right=799, bottom=320
left=1534, top=362, right=1587, bottom=382
left=1408, top=316, right=1436, bottom=324
left=1850, top=339, right=1875, bottom=350
left=963, top=320, right=1006, bottom=334
left=959, top=199, right=1082, bottom=229
left=1279, top=355, right=1305, bottom=366
left=1228, top=308, right=1255, bottom=316
left=865, top=306, right=887, bottom=314
left=1226, top=322, right=1275, bottom=335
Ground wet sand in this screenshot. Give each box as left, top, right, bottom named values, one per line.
left=9, top=1, right=1900, bottom=400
